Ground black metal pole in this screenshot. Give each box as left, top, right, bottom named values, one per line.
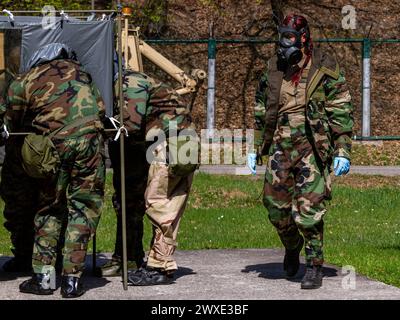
left=116, top=2, right=128, bottom=291
left=9, top=10, right=115, bottom=13
left=92, top=234, right=97, bottom=275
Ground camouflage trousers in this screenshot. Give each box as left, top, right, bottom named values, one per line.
left=263, top=112, right=331, bottom=266
left=108, top=139, right=149, bottom=264
left=0, top=136, right=38, bottom=260
left=145, top=162, right=194, bottom=272
left=32, top=132, right=105, bottom=277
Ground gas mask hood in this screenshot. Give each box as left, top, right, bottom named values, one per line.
left=27, top=43, right=76, bottom=70
left=277, top=25, right=309, bottom=66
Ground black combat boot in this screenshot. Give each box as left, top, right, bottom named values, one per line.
left=301, top=265, right=323, bottom=289
left=283, top=237, right=304, bottom=278
left=128, top=266, right=174, bottom=286
left=61, top=276, right=86, bottom=298
left=19, top=273, right=55, bottom=295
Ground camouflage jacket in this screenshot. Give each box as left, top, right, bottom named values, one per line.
left=2, top=59, right=105, bottom=138
left=113, top=70, right=193, bottom=141
left=254, top=47, right=354, bottom=163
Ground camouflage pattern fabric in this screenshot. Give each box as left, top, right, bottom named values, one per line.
left=32, top=132, right=105, bottom=276
left=108, top=138, right=149, bottom=264
left=144, top=162, right=194, bottom=272
left=4, top=59, right=106, bottom=277
left=0, top=101, right=66, bottom=268
left=4, top=59, right=105, bottom=137
left=264, top=112, right=330, bottom=266
left=114, top=70, right=194, bottom=140
left=255, top=49, right=353, bottom=267
left=254, top=48, right=353, bottom=163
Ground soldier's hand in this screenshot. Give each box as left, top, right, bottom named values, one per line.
left=333, top=156, right=350, bottom=176
left=247, top=152, right=257, bottom=175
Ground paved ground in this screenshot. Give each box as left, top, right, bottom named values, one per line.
left=1, top=249, right=399, bottom=300
left=198, top=165, right=400, bottom=176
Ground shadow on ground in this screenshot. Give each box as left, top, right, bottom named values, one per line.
left=0, top=256, right=26, bottom=281
left=92, top=253, right=196, bottom=280
left=0, top=255, right=112, bottom=291
left=174, top=266, right=196, bottom=280
left=242, top=263, right=338, bottom=282
left=0, top=254, right=196, bottom=292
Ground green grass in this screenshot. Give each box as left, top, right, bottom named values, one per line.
left=1, top=173, right=400, bottom=287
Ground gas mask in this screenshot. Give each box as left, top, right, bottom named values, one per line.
left=277, top=26, right=309, bottom=65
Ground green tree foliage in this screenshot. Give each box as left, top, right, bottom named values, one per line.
left=122, top=0, right=168, bottom=37
left=0, top=0, right=169, bottom=37
left=0, top=0, right=95, bottom=11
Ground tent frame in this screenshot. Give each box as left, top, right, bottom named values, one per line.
left=3, top=3, right=130, bottom=290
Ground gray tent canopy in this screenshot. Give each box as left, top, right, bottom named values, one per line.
left=0, top=15, right=114, bottom=116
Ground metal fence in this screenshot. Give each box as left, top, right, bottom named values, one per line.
left=147, top=37, right=400, bottom=141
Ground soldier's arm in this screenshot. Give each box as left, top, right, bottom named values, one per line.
left=147, top=78, right=199, bottom=173
left=254, top=69, right=268, bottom=154
left=147, top=78, right=192, bottom=135
left=4, top=77, right=27, bottom=132
left=324, top=69, right=354, bottom=160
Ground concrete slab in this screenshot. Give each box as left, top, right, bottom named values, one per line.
left=1, top=249, right=399, bottom=300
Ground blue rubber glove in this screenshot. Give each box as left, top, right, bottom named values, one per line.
left=333, top=157, right=350, bottom=176
left=247, top=153, right=257, bottom=175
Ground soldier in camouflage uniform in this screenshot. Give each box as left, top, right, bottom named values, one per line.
left=101, top=69, right=197, bottom=286
left=3, top=43, right=105, bottom=298
left=95, top=138, right=148, bottom=276
left=0, top=53, right=66, bottom=274
left=248, top=15, right=353, bottom=289
left=95, top=62, right=148, bottom=277
left=0, top=46, right=37, bottom=273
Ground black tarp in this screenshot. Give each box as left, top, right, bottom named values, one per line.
left=0, top=16, right=114, bottom=115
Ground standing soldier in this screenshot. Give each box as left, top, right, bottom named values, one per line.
left=99, top=68, right=197, bottom=285
left=3, top=43, right=105, bottom=298
left=96, top=66, right=149, bottom=277
left=0, top=45, right=37, bottom=273
left=95, top=137, right=148, bottom=277
left=248, top=14, right=353, bottom=289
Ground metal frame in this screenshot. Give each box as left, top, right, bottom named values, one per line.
left=2, top=6, right=129, bottom=289
left=9, top=10, right=116, bottom=14
left=116, top=2, right=128, bottom=291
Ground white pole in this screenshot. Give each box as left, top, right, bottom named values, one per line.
left=207, top=22, right=216, bottom=139
left=362, top=39, right=371, bottom=137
